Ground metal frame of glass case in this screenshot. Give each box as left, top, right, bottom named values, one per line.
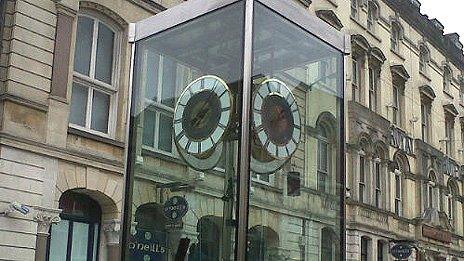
left=123, top=0, right=350, bottom=260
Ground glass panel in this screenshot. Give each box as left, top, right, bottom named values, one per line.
left=92, top=224, right=99, bottom=261
left=74, top=16, right=94, bottom=76
left=142, top=110, right=156, bottom=147
left=90, top=90, right=110, bottom=133
left=124, top=2, right=245, bottom=260
left=95, top=22, right=115, bottom=84
left=71, top=222, right=90, bottom=261
left=70, top=82, right=89, bottom=127
left=158, top=113, right=173, bottom=152
left=161, top=56, right=177, bottom=108
left=248, top=3, right=343, bottom=260
left=48, top=220, right=69, bottom=260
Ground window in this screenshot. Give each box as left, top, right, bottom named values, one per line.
left=70, top=15, right=117, bottom=135
left=447, top=181, right=459, bottom=225
left=368, top=67, right=379, bottom=111
left=252, top=172, right=273, bottom=185
left=419, top=45, right=430, bottom=74
left=367, top=1, right=378, bottom=33
left=351, top=0, right=360, bottom=19
left=141, top=53, right=198, bottom=154
left=317, top=125, right=331, bottom=193
left=461, top=122, right=464, bottom=152
left=392, top=85, right=401, bottom=126
left=361, top=236, right=370, bottom=261
left=377, top=241, right=385, bottom=261
left=352, top=57, right=362, bottom=102
left=443, top=65, right=452, bottom=93
left=321, top=228, right=339, bottom=260
left=445, top=118, right=455, bottom=156
left=48, top=191, right=101, bottom=261
left=460, top=84, right=464, bottom=104
left=394, top=170, right=402, bottom=216
left=374, top=158, right=381, bottom=208
left=421, top=102, right=431, bottom=142
left=427, top=172, right=437, bottom=209
left=391, top=22, right=401, bottom=53
left=359, top=154, right=366, bottom=203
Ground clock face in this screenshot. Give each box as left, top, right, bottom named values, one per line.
left=252, top=79, right=301, bottom=160
left=174, top=75, right=232, bottom=157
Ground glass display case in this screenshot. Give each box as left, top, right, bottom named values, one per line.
left=123, top=0, right=349, bottom=260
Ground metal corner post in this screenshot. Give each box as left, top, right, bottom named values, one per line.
left=236, top=0, right=254, bottom=260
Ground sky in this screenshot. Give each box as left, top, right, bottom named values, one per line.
left=419, top=0, right=464, bottom=38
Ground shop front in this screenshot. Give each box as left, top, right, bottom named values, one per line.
left=122, top=0, right=349, bottom=260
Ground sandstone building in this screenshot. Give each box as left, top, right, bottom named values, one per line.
left=0, top=0, right=463, bottom=260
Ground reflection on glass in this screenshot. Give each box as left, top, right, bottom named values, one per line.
left=125, top=2, right=244, bottom=260
left=48, top=220, right=69, bottom=260
left=247, top=3, right=343, bottom=261
left=69, top=83, right=89, bottom=127
left=71, top=222, right=90, bottom=261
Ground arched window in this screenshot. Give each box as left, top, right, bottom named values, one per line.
left=393, top=152, right=409, bottom=216
left=427, top=171, right=438, bottom=209
left=317, top=123, right=331, bottom=193
left=192, top=216, right=221, bottom=261
left=358, top=139, right=370, bottom=204
left=390, top=21, right=402, bottom=53
left=367, top=1, right=379, bottom=33
left=321, top=227, right=340, bottom=260
left=447, top=180, right=459, bottom=225
left=419, top=44, right=430, bottom=74
left=70, top=13, right=119, bottom=135
left=373, top=145, right=386, bottom=209
left=351, top=0, right=360, bottom=20
left=48, top=191, right=102, bottom=261
left=443, top=65, right=453, bottom=93
left=247, top=226, right=279, bottom=261
left=130, top=203, right=167, bottom=260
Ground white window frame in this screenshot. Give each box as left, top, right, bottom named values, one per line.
left=70, top=14, right=120, bottom=138
left=141, top=54, right=196, bottom=157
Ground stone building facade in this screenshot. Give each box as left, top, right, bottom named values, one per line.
left=0, top=0, right=463, bottom=261
left=0, top=0, right=180, bottom=260
left=310, top=0, right=464, bottom=260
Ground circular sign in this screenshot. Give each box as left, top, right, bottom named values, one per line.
left=252, top=79, right=301, bottom=159
left=163, top=196, right=188, bottom=222
left=390, top=243, right=413, bottom=260
left=174, top=75, right=232, bottom=156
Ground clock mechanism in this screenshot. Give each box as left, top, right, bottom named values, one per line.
left=173, top=75, right=232, bottom=171
left=251, top=78, right=301, bottom=174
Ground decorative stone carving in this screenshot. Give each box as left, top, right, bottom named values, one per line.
left=103, top=219, right=121, bottom=246
left=34, top=207, right=62, bottom=236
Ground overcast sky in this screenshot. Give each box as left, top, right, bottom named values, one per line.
left=419, top=0, right=464, bottom=38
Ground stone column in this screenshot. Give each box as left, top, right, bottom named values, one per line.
left=103, top=219, right=121, bottom=261
left=34, top=207, right=62, bottom=261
